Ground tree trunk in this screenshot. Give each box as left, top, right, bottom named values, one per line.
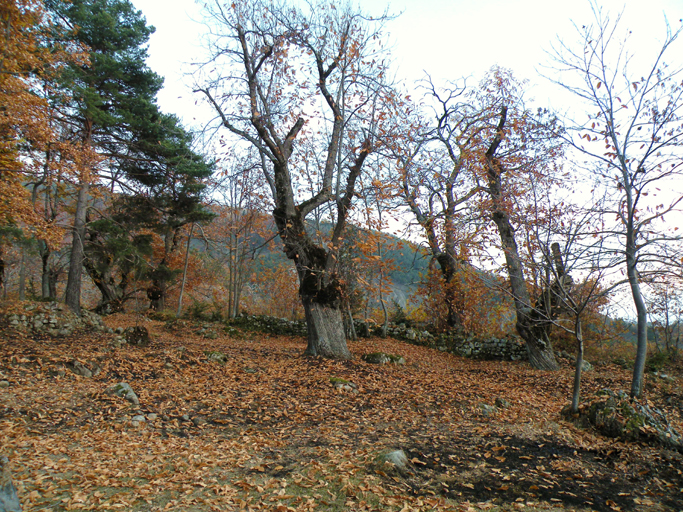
left=571, top=320, right=584, bottom=413
left=147, top=281, right=166, bottom=311
left=83, top=259, right=125, bottom=314
left=436, top=253, right=463, bottom=328
left=344, top=303, right=358, bottom=341
left=485, top=107, right=558, bottom=371
left=40, top=242, right=51, bottom=299
left=627, top=245, right=648, bottom=398
left=18, top=247, right=26, bottom=301
left=65, top=181, right=89, bottom=315
left=302, top=298, right=351, bottom=359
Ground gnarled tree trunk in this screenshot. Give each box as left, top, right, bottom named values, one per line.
left=485, top=106, right=559, bottom=371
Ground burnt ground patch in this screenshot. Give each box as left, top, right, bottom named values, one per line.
left=396, top=426, right=683, bottom=511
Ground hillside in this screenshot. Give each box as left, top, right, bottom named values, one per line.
left=1, top=313, right=682, bottom=511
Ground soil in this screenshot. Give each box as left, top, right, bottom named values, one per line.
left=0, top=312, right=682, bottom=511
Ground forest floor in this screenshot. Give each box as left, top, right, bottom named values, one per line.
left=1, top=313, right=682, bottom=512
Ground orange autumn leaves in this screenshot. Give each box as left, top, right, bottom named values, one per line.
left=0, top=0, right=90, bottom=244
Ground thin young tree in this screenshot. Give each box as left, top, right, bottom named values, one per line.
left=195, top=0, right=399, bottom=359
left=547, top=4, right=683, bottom=396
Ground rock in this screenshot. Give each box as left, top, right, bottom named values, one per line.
left=479, top=403, right=497, bottom=416
left=106, top=382, right=140, bottom=405
left=131, top=415, right=146, bottom=422
left=205, top=351, right=228, bottom=364
left=653, top=371, right=675, bottom=383
left=0, top=382, right=8, bottom=389
left=495, top=397, right=511, bottom=409
left=330, top=377, right=358, bottom=393
left=376, top=449, right=411, bottom=474
left=181, top=414, right=190, bottom=421
left=123, top=326, right=151, bottom=347
left=565, top=389, right=683, bottom=451
left=363, top=352, right=405, bottom=365
left=192, top=416, right=207, bottom=426
left=0, top=455, right=21, bottom=512
left=67, top=360, right=92, bottom=378
left=146, top=413, right=158, bottom=421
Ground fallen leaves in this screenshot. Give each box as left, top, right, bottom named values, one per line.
left=0, top=315, right=682, bottom=511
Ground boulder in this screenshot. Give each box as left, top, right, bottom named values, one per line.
left=376, top=449, right=411, bottom=475
left=363, top=352, right=405, bottom=365
left=123, top=326, right=151, bottom=347
left=330, top=377, right=358, bottom=393
left=205, top=351, right=228, bottom=364
left=564, top=389, right=683, bottom=451
left=0, top=456, right=21, bottom=512
left=106, top=382, right=140, bottom=405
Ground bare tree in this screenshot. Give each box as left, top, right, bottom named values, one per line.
left=399, top=68, right=565, bottom=369
left=547, top=4, right=683, bottom=396
left=195, top=0, right=398, bottom=358
left=397, top=77, right=486, bottom=330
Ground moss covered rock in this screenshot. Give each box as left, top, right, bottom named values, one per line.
left=565, top=389, right=682, bottom=451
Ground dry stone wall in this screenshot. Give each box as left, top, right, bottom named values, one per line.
left=1, top=302, right=110, bottom=336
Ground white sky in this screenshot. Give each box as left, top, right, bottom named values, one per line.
left=131, top=0, right=683, bottom=127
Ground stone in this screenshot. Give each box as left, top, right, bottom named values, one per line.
left=0, top=382, right=8, bottom=389
left=192, top=416, right=207, bottom=426
left=205, top=351, right=228, bottom=364
left=330, top=377, right=358, bottom=393
left=131, top=415, right=146, bottom=422
left=106, top=382, right=140, bottom=405
left=495, top=397, right=511, bottom=409
left=181, top=414, right=190, bottom=421
left=565, top=388, right=683, bottom=451
left=479, top=403, right=497, bottom=416
left=68, top=360, right=92, bottom=378
left=146, top=413, right=158, bottom=421
left=123, top=326, right=151, bottom=347
left=363, top=352, right=405, bottom=365
left=0, top=455, right=21, bottom=512
left=376, top=449, right=411, bottom=474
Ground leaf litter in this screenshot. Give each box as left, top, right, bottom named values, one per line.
left=1, top=315, right=682, bottom=511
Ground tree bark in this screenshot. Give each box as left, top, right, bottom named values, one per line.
left=303, top=299, right=351, bottom=359
left=83, top=258, right=126, bottom=314
left=436, top=253, right=463, bottom=328
left=18, top=247, right=26, bottom=301
left=65, top=180, right=89, bottom=315
left=485, top=107, right=559, bottom=371
left=571, top=320, right=584, bottom=413
left=627, top=243, right=648, bottom=398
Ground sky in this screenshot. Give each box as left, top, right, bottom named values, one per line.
left=130, top=0, right=683, bottom=128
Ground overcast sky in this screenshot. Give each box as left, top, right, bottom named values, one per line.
left=130, top=0, right=683, bottom=128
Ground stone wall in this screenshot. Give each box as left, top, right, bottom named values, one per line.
left=1, top=301, right=110, bottom=336
left=228, top=314, right=527, bottom=362
left=381, top=323, right=528, bottom=361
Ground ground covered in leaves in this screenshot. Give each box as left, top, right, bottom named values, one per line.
left=1, top=313, right=682, bottom=512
